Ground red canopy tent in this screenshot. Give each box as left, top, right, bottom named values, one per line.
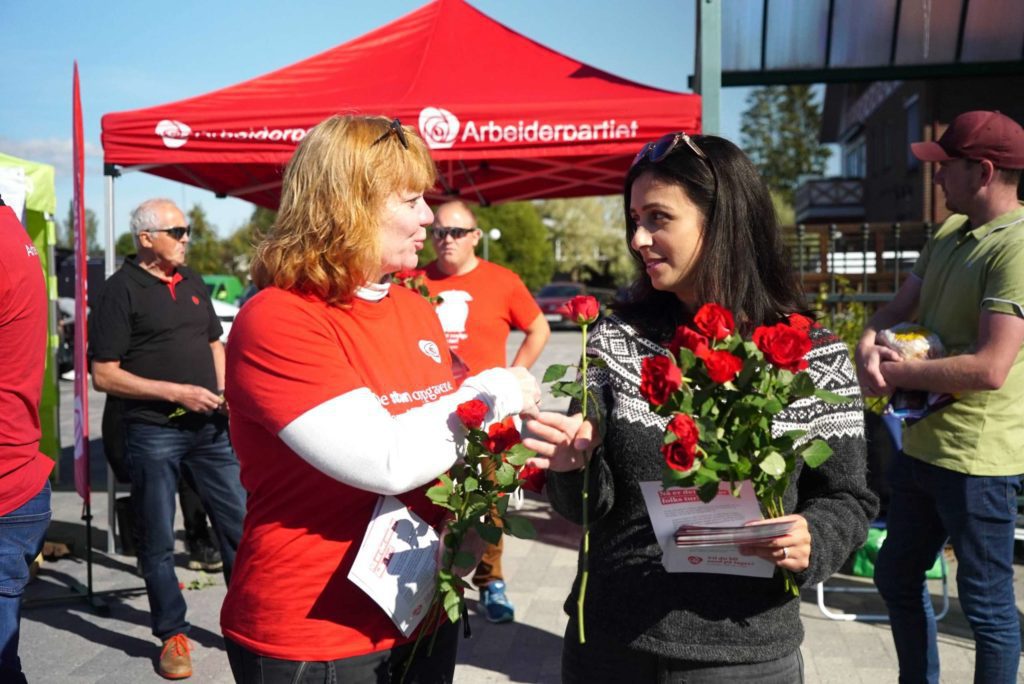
left=101, top=0, right=700, bottom=208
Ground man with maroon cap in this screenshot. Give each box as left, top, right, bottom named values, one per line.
left=856, top=111, right=1024, bottom=683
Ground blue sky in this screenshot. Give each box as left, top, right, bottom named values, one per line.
left=1, top=0, right=779, bottom=237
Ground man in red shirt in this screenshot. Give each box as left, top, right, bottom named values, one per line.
left=423, top=200, right=550, bottom=623
left=0, top=195, right=53, bottom=684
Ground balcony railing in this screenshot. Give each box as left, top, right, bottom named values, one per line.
left=783, top=221, right=935, bottom=305
left=794, top=178, right=865, bottom=224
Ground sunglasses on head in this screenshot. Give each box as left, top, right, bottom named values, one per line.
left=372, top=118, right=409, bottom=149
left=430, top=227, right=476, bottom=240
left=631, top=131, right=707, bottom=169
left=147, top=225, right=191, bottom=241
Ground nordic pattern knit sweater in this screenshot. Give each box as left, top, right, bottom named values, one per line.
left=547, top=315, right=879, bottom=664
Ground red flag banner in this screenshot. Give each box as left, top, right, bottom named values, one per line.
left=72, top=62, right=90, bottom=504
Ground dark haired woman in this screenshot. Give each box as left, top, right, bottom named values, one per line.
left=524, top=133, right=878, bottom=682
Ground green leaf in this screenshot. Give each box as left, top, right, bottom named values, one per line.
left=587, top=357, right=608, bottom=369
left=443, top=587, right=463, bottom=623
left=814, top=388, right=851, bottom=404
left=463, top=476, right=479, bottom=493
left=475, top=521, right=503, bottom=545
left=543, top=364, right=570, bottom=383
left=452, top=550, right=475, bottom=569
left=426, top=484, right=450, bottom=506
left=758, top=451, right=787, bottom=477
left=550, top=381, right=583, bottom=401
left=801, top=439, right=834, bottom=468
left=503, top=515, right=537, bottom=539
left=763, top=397, right=783, bottom=414
left=495, top=462, right=516, bottom=487
left=504, top=443, right=532, bottom=467
left=790, top=372, right=815, bottom=398
left=495, top=494, right=510, bottom=516
left=697, top=480, right=721, bottom=503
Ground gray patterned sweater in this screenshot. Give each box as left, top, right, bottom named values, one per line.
left=547, top=315, right=878, bottom=664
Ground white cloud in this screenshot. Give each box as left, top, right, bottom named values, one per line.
left=0, top=137, right=103, bottom=177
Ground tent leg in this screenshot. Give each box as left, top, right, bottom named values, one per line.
left=104, top=175, right=118, bottom=554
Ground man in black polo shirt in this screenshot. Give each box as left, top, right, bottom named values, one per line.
left=89, top=198, right=245, bottom=680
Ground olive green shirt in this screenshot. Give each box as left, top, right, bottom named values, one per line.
left=903, top=204, right=1024, bottom=475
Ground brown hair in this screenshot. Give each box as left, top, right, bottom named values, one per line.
left=251, top=115, right=437, bottom=305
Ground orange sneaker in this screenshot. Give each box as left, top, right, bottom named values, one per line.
left=158, top=633, right=192, bottom=680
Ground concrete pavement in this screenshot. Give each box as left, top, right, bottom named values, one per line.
left=19, top=331, right=1024, bottom=682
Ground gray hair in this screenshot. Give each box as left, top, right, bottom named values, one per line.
left=129, top=198, right=178, bottom=236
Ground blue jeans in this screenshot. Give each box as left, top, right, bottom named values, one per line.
left=0, top=481, right=51, bottom=684
left=125, top=418, right=246, bottom=641
left=874, top=451, right=1022, bottom=684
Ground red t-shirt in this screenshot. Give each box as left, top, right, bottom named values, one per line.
left=423, top=260, right=541, bottom=374
left=221, top=285, right=456, bottom=661
left=0, top=205, right=53, bottom=516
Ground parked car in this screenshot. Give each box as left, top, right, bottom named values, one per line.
left=534, top=282, right=616, bottom=329
left=211, top=299, right=240, bottom=343
left=202, top=274, right=245, bottom=305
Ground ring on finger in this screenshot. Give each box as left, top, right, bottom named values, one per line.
left=782, top=547, right=789, bottom=560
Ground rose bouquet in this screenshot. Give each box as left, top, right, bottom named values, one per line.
left=391, top=268, right=442, bottom=305
left=640, top=303, right=848, bottom=595
left=541, top=294, right=602, bottom=643
left=402, top=400, right=536, bottom=677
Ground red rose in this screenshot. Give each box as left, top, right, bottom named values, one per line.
left=703, top=349, right=743, bottom=384
left=668, top=325, right=709, bottom=360
left=787, top=313, right=814, bottom=333
left=561, top=295, right=600, bottom=326
left=517, top=463, right=547, bottom=493
left=640, top=355, right=682, bottom=406
left=662, top=413, right=699, bottom=472
left=394, top=268, right=421, bottom=280
left=483, top=416, right=522, bottom=454
left=455, top=399, right=488, bottom=430
left=753, top=323, right=811, bottom=373
left=693, top=303, right=735, bottom=341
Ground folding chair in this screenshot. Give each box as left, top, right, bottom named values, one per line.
left=817, top=414, right=948, bottom=622
left=816, top=537, right=949, bottom=622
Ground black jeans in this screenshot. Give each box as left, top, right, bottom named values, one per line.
left=225, top=621, right=458, bottom=684
left=562, top=616, right=803, bottom=683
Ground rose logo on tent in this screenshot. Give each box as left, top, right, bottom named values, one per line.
left=418, top=107, right=459, bottom=150
left=155, top=119, right=192, bottom=149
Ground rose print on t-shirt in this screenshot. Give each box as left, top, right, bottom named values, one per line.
left=435, top=290, right=472, bottom=346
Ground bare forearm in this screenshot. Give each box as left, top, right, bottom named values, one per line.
left=511, top=316, right=550, bottom=368
left=93, top=364, right=183, bottom=403
left=882, top=354, right=1003, bottom=394
left=511, top=333, right=548, bottom=368
left=211, top=341, right=226, bottom=389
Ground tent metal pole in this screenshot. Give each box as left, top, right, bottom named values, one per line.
left=696, top=0, right=722, bottom=135
left=104, top=173, right=117, bottom=554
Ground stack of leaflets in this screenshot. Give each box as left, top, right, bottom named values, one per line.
left=675, top=520, right=794, bottom=547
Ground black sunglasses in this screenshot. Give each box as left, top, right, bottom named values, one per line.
left=372, top=118, right=409, bottom=149
left=146, top=225, right=191, bottom=241
left=631, top=131, right=707, bottom=168
left=431, top=227, right=476, bottom=240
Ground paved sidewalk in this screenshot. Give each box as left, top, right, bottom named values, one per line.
left=18, top=331, right=1024, bottom=682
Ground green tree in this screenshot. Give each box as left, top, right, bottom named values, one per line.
left=473, top=202, right=554, bottom=291
left=740, top=85, right=831, bottom=206
left=223, top=206, right=276, bottom=281
left=182, top=204, right=226, bottom=276
left=59, top=200, right=100, bottom=254
left=115, top=232, right=135, bottom=256
left=536, top=196, right=633, bottom=286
